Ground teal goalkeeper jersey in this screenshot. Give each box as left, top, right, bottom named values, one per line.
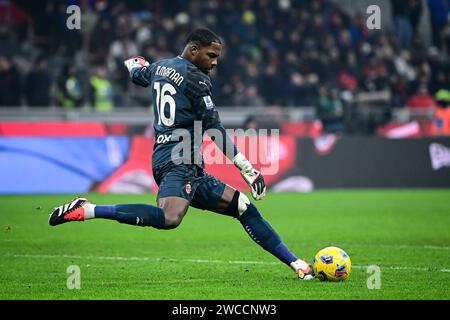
left=129, top=55, right=237, bottom=168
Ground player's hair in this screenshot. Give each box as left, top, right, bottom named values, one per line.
left=186, top=28, right=222, bottom=47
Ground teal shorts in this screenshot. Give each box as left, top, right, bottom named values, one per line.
left=153, top=163, right=226, bottom=211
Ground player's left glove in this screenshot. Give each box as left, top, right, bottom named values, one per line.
left=232, top=152, right=266, bottom=201
left=124, top=56, right=149, bottom=72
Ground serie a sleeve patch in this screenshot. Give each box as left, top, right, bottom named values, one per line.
left=203, top=96, right=215, bottom=110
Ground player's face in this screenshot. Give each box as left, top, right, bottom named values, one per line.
left=193, top=42, right=222, bottom=74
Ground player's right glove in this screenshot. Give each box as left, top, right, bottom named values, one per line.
left=124, top=56, right=150, bottom=72
left=232, top=152, right=266, bottom=201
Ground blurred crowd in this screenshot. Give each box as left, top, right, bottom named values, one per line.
left=1, top=0, right=450, bottom=133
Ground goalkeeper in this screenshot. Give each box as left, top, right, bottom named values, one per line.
left=48, top=28, right=314, bottom=280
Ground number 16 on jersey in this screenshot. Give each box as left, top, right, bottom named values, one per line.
left=153, top=81, right=177, bottom=126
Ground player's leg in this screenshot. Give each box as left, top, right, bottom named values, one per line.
left=48, top=196, right=189, bottom=230
left=49, top=165, right=193, bottom=229
left=190, top=176, right=313, bottom=279
left=91, top=196, right=189, bottom=229
left=156, top=196, right=190, bottom=229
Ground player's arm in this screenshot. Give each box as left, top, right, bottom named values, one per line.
left=202, top=107, right=238, bottom=161
left=187, top=77, right=266, bottom=200
left=123, top=56, right=152, bottom=87
left=206, top=109, right=266, bottom=201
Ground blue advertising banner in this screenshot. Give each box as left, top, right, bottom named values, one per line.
left=0, top=137, right=129, bottom=194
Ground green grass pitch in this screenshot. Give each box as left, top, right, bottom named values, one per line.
left=0, top=190, right=449, bottom=300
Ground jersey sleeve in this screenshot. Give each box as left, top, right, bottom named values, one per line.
left=184, top=71, right=213, bottom=110
left=185, top=71, right=239, bottom=160
left=184, top=70, right=219, bottom=128
left=129, top=63, right=156, bottom=87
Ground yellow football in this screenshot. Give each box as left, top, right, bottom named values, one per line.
left=313, top=246, right=352, bottom=281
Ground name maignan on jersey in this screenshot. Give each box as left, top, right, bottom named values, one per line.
left=155, top=65, right=184, bottom=86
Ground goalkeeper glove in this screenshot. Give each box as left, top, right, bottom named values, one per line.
left=124, top=56, right=149, bottom=72
left=232, top=152, right=266, bottom=201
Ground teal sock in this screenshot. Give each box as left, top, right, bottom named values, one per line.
left=238, top=203, right=298, bottom=265
left=94, top=204, right=166, bottom=229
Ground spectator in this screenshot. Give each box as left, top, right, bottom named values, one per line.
left=408, top=0, right=423, bottom=35
left=88, top=66, right=114, bottom=112
left=337, top=52, right=360, bottom=93
left=406, top=85, right=439, bottom=109
left=56, top=65, right=83, bottom=109
left=31, top=1, right=58, bottom=54
left=316, top=86, right=345, bottom=133
left=232, top=84, right=266, bottom=107
left=25, top=57, right=51, bottom=107
left=442, top=13, right=450, bottom=54
left=391, top=0, right=423, bottom=49
left=0, top=0, right=32, bottom=52
left=107, top=32, right=139, bottom=106
left=89, top=16, right=115, bottom=64
left=285, top=72, right=318, bottom=106
left=0, top=56, right=21, bottom=106
left=362, top=53, right=389, bottom=92
left=260, top=64, right=284, bottom=106
left=433, top=89, right=450, bottom=135
left=427, top=0, right=450, bottom=49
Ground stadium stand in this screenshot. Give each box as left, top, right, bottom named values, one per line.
left=0, top=0, right=449, bottom=135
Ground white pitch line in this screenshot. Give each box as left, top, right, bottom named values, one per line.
left=5, top=253, right=450, bottom=273
left=7, top=253, right=151, bottom=262
left=423, top=245, right=450, bottom=250
left=2, top=239, right=450, bottom=251
left=351, top=265, right=450, bottom=273
left=343, top=244, right=450, bottom=251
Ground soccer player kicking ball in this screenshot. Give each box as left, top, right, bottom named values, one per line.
left=49, top=28, right=314, bottom=280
